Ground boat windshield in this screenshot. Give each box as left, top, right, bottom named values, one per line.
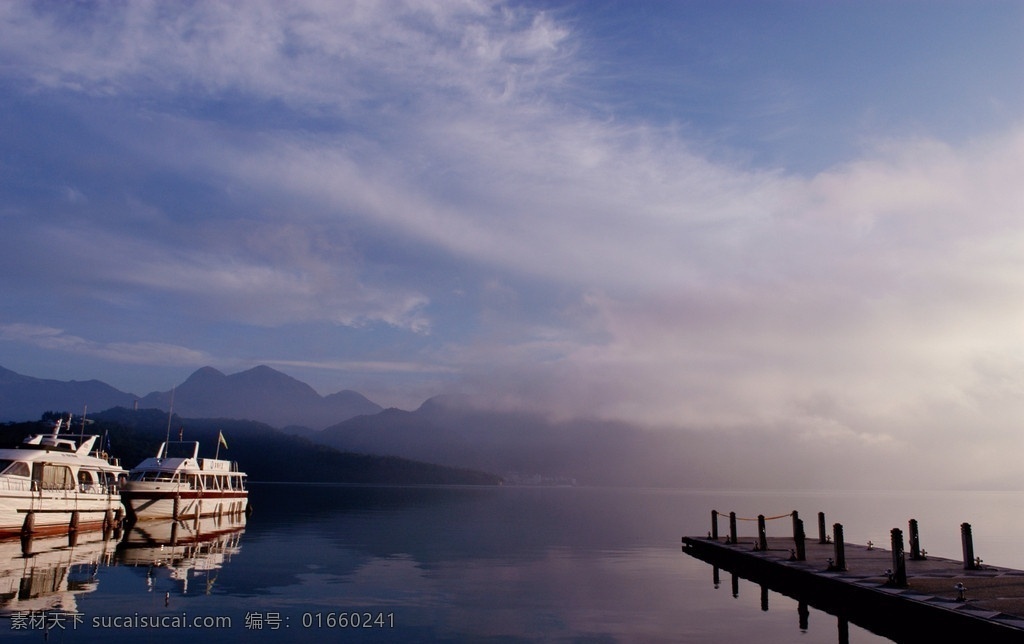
left=129, top=471, right=180, bottom=483
left=0, top=459, right=31, bottom=477
left=160, top=442, right=199, bottom=459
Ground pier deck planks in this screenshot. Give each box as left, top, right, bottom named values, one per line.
left=682, top=535, right=1024, bottom=641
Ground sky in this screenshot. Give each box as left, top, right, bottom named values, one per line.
left=2, top=1, right=1024, bottom=484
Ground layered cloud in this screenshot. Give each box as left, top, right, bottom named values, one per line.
left=2, top=0, right=1024, bottom=483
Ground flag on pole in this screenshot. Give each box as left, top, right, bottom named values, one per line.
left=218, top=431, right=228, bottom=450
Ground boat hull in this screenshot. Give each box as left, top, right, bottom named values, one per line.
left=0, top=489, right=123, bottom=540
left=121, top=487, right=248, bottom=522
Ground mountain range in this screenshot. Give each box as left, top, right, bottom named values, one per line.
left=0, top=364, right=840, bottom=488
left=0, top=364, right=381, bottom=429
left=0, top=364, right=689, bottom=485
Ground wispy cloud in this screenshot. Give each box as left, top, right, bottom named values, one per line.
left=1, top=0, right=1023, bottom=485
left=0, top=323, right=212, bottom=366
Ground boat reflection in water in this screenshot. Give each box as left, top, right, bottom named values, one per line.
left=0, top=528, right=118, bottom=615
left=116, top=514, right=246, bottom=595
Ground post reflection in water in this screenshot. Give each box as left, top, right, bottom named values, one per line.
left=710, top=563, right=854, bottom=644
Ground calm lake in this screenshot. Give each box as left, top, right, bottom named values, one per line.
left=3, top=484, right=1023, bottom=642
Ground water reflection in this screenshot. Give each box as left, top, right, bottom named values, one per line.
left=0, top=530, right=116, bottom=614
left=116, top=515, right=246, bottom=596
left=0, top=513, right=246, bottom=617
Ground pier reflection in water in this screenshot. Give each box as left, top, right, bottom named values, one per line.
left=705, top=560, right=859, bottom=644
left=687, top=542, right=1023, bottom=644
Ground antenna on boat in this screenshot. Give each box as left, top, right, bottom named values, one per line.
left=163, top=386, right=176, bottom=459
left=80, top=404, right=88, bottom=433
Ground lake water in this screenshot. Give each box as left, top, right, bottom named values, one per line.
left=3, top=484, right=1023, bottom=642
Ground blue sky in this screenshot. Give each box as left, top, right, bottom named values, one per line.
left=2, top=1, right=1024, bottom=480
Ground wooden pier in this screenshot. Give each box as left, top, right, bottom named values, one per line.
left=682, top=511, right=1024, bottom=642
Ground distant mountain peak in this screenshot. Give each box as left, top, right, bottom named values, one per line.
left=183, top=366, right=226, bottom=383
left=0, top=364, right=383, bottom=430
left=137, top=365, right=382, bottom=429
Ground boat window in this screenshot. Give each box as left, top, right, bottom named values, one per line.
left=33, top=464, right=75, bottom=490
left=78, top=470, right=95, bottom=486
left=0, top=460, right=30, bottom=477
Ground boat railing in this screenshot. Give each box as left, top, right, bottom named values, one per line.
left=0, top=477, right=33, bottom=492
left=78, top=483, right=111, bottom=495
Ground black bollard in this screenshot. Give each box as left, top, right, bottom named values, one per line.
left=818, top=511, right=827, bottom=544
left=729, top=512, right=738, bottom=544
left=961, top=522, right=977, bottom=570
left=908, top=519, right=922, bottom=560
left=833, top=523, right=846, bottom=571
left=890, top=528, right=907, bottom=587
left=711, top=510, right=719, bottom=540
left=791, top=510, right=800, bottom=540
left=757, top=515, right=768, bottom=551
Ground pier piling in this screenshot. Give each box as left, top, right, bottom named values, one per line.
left=757, top=515, right=767, bottom=551
left=961, top=522, right=978, bottom=570
left=833, top=523, right=846, bottom=571
left=890, top=528, right=907, bottom=587
left=711, top=510, right=718, bottom=539
left=794, top=518, right=806, bottom=561
left=817, top=511, right=827, bottom=544
left=909, top=518, right=923, bottom=560
left=729, top=512, right=738, bottom=544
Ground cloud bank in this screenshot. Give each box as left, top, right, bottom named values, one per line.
left=2, top=1, right=1023, bottom=486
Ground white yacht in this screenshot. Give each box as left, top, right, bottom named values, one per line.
left=0, top=416, right=126, bottom=540
left=121, top=438, right=248, bottom=522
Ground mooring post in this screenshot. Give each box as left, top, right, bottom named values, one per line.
left=757, top=514, right=768, bottom=551
left=794, top=518, right=806, bottom=561
left=833, top=523, right=846, bottom=571
left=890, top=528, right=907, bottom=586
left=711, top=510, right=719, bottom=540
left=908, top=519, right=922, bottom=560
left=791, top=510, right=800, bottom=540
left=729, top=512, right=738, bottom=544
left=818, top=511, right=827, bottom=544
left=961, top=522, right=977, bottom=570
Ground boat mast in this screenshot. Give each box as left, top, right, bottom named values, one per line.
left=162, top=386, right=176, bottom=459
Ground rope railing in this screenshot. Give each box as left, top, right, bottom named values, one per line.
left=713, top=510, right=794, bottom=522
